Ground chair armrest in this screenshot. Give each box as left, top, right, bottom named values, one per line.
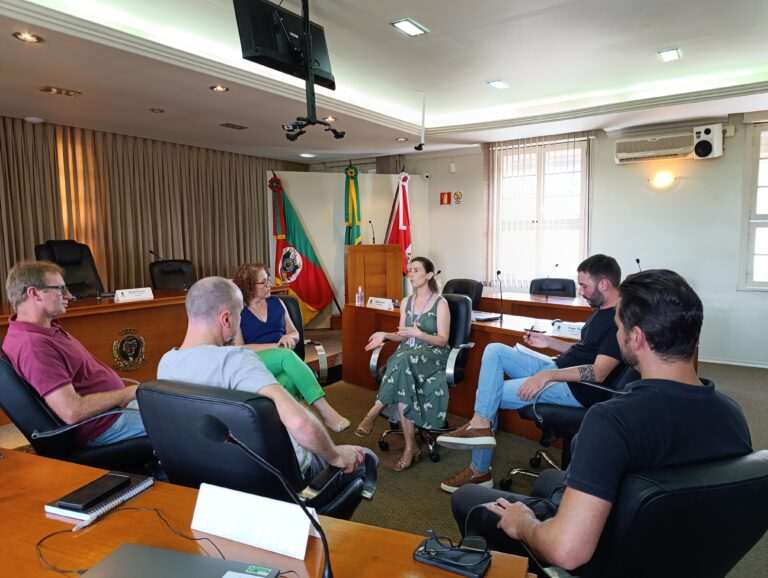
left=304, top=338, right=329, bottom=384
left=446, top=342, right=475, bottom=386
left=300, top=452, right=378, bottom=504
left=30, top=407, right=137, bottom=440
left=368, top=337, right=395, bottom=381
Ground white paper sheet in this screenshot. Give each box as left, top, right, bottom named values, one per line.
left=191, top=483, right=312, bottom=560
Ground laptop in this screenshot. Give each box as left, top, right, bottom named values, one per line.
left=82, top=544, right=280, bottom=578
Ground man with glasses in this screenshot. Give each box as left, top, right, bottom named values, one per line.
left=2, top=261, right=146, bottom=447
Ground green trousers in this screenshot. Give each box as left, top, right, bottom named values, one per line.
left=255, top=347, right=325, bottom=405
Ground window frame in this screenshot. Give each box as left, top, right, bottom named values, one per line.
left=739, top=123, right=768, bottom=290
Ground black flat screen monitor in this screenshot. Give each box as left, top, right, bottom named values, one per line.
left=233, top=0, right=336, bottom=91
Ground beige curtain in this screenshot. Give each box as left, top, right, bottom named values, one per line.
left=0, top=118, right=62, bottom=305
left=0, top=115, right=303, bottom=305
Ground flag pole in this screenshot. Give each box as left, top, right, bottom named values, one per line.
left=384, top=176, right=400, bottom=242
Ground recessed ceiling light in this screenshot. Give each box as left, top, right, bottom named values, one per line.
left=395, top=137, right=409, bottom=143
left=219, top=122, right=247, bottom=130
left=390, top=18, right=429, bottom=37
left=299, top=153, right=316, bottom=158
left=323, top=116, right=336, bottom=123
left=13, top=31, right=44, bottom=43
left=149, top=108, right=165, bottom=114
left=657, top=48, right=682, bottom=63
left=210, top=84, right=230, bottom=93
left=24, top=116, right=45, bottom=124
left=486, top=80, right=510, bottom=89
left=40, top=86, right=82, bottom=97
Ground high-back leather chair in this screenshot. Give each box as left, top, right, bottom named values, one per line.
left=369, top=293, right=474, bottom=461
left=149, top=259, right=195, bottom=291
left=0, top=352, right=156, bottom=474
left=275, top=294, right=331, bottom=383
left=35, top=240, right=104, bottom=298
left=443, top=278, right=483, bottom=310
left=529, top=277, right=576, bottom=298
left=499, top=366, right=640, bottom=488
left=574, top=450, right=768, bottom=578
left=137, top=381, right=377, bottom=519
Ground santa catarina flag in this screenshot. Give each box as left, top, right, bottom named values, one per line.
left=344, top=165, right=362, bottom=245
left=270, top=174, right=334, bottom=320
left=385, top=172, right=413, bottom=274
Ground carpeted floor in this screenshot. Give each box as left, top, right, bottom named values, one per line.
left=323, top=363, right=768, bottom=578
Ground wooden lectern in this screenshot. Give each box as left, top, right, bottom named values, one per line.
left=345, top=245, right=403, bottom=303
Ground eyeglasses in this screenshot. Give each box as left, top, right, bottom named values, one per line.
left=32, top=284, right=72, bottom=295
left=419, top=530, right=489, bottom=567
left=254, top=277, right=272, bottom=286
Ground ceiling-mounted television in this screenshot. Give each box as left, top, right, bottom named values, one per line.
left=232, top=0, right=336, bottom=91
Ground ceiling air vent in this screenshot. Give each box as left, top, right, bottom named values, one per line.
left=614, top=133, right=693, bottom=164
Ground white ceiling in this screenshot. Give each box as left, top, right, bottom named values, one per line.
left=1, top=0, right=768, bottom=162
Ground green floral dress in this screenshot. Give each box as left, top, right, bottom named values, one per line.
left=377, top=295, right=450, bottom=429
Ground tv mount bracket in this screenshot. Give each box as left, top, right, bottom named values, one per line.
left=280, top=0, right=345, bottom=142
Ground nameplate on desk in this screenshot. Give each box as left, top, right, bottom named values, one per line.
left=552, top=320, right=584, bottom=338
left=191, top=483, right=316, bottom=560
left=366, top=297, right=394, bottom=310
left=114, top=287, right=154, bottom=303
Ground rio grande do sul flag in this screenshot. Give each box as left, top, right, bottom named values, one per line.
left=385, top=172, right=413, bottom=274
left=269, top=174, right=334, bottom=321
left=344, top=165, right=362, bottom=245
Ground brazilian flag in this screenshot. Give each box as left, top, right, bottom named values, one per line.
left=344, top=165, right=362, bottom=245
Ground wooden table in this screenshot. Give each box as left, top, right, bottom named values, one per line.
left=0, top=291, right=188, bottom=424
left=342, top=305, right=577, bottom=440
left=0, top=450, right=533, bottom=578
left=479, top=293, right=592, bottom=322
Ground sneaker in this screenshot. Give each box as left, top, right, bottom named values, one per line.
left=440, top=467, right=493, bottom=493
left=436, top=423, right=496, bottom=449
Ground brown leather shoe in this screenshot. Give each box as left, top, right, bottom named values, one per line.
left=440, top=466, right=493, bottom=493
left=436, top=423, right=496, bottom=449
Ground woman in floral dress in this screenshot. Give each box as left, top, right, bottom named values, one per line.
left=354, top=257, right=451, bottom=471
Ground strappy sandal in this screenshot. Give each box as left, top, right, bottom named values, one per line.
left=393, top=449, right=422, bottom=472
left=327, top=417, right=351, bottom=433
left=354, top=414, right=377, bottom=438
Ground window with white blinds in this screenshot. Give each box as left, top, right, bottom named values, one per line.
left=487, top=136, right=590, bottom=290
left=744, top=126, right=768, bottom=288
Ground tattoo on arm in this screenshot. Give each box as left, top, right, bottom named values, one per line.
left=578, top=365, right=596, bottom=382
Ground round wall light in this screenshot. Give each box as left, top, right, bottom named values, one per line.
left=650, top=170, right=676, bottom=190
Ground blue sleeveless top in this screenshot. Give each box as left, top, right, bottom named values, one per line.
left=240, top=297, right=286, bottom=344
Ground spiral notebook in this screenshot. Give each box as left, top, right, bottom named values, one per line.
left=45, top=472, right=154, bottom=523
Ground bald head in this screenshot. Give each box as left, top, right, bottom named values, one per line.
left=185, top=277, right=243, bottom=322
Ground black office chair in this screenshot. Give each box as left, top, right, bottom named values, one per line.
left=442, top=278, right=483, bottom=310
left=0, top=352, right=156, bottom=474
left=499, top=366, right=640, bottom=489
left=529, top=278, right=576, bottom=298
left=137, top=381, right=377, bottom=519
left=368, top=293, right=474, bottom=462
left=560, top=450, right=768, bottom=578
left=35, top=239, right=105, bottom=298
left=149, top=259, right=195, bottom=291
left=276, top=294, right=329, bottom=384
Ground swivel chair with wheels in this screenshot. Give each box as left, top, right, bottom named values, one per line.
left=137, top=381, right=377, bottom=519
left=442, top=278, right=483, bottom=310
left=368, top=293, right=474, bottom=462
left=499, top=366, right=640, bottom=489
left=149, top=259, right=195, bottom=291
left=0, top=352, right=156, bottom=475
left=35, top=239, right=104, bottom=298
left=529, top=278, right=576, bottom=298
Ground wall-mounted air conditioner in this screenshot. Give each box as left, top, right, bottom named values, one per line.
left=614, top=133, right=693, bottom=164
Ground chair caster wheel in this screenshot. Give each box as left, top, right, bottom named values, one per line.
left=378, top=440, right=389, bottom=452
left=429, top=451, right=440, bottom=463
left=498, top=478, right=512, bottom=491
left=529, top=456, right=542, bottom=468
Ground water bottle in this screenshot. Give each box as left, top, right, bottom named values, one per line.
left=355, top=285, right=364, bottom=306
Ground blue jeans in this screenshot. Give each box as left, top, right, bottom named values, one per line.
left=471, top=343, right=582, bottom=474
left=86, top=401, right=147, bottom=447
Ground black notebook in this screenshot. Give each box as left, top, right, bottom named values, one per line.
left=45, top=471, right=154, bottom=523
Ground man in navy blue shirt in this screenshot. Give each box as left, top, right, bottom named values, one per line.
left=450, top=269, right=752, bottom=572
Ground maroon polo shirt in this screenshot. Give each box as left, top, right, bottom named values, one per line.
left=2, top=317, right=123, bottom=444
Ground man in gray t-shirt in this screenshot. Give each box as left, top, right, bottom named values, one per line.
left=157, top=276, right=370, bottom=480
